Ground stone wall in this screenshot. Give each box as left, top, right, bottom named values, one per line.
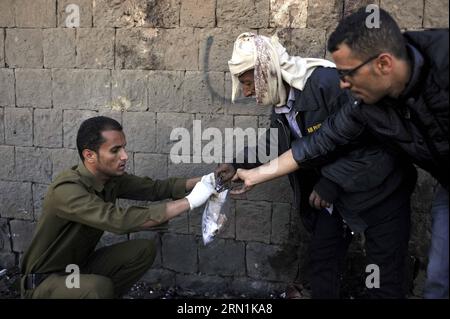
left=0, top=0, right=448, bottom=297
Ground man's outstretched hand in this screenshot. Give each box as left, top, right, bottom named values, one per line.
left=214, top=163, right=236, bottom=183
left=229, top=168, right=254, bottom=195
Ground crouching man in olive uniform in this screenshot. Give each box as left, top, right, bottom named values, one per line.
left=21, top=116, right=214, bottom=299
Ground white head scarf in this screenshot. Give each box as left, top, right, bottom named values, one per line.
left=228, top=32, right=336, bottom=106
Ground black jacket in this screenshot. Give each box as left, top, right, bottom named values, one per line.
left=234, top=67, right=413, bottom=231
left=291, top=29, right=449, bottom=189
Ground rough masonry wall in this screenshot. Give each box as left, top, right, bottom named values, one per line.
left=0, top=0, right=448, bottom=297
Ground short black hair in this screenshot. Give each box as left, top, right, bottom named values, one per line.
left=76, top=116, right=123, bottom=161
left=328, top=7, right=407, bottom=60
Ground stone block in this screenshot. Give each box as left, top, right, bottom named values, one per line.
left=380, top=0, right=424, bottom=29
left=307, top=0, right=344, bottom=31
left=0, top=218, right=11, bottom=252
left=5, top=29, right=43, bottom=68
left=148, top=71, right=184, bottom=112
left=424, top=0, right=449, bottom=28
left=0, top=69, right=15, bottom=106
left=167, top=213, right=189, bottom=234
left=270, top=0, right=308, bottom=28
left=198, top=239, right=245, bottom=276
left=33, top=109, right=63, bottom=148
left=0, top=181, right=33, bottom=220
left=15, top=147, right=52, bottom=184
left=161, top=233, right=198, bottom=273
left=76, top=28, right=115, bottom=69
left=156, top=112, right=194, bottom=154
left=246, top=177, right=293, bottom=203
left=175, top=273, right=230, bottom=297
left=122, top=112, right=156, bottom=152
left=144, top=0, right=181, bottom=28
left=62, top=110, right=97, bottom=148
left=235, top=200, right=271, bottom=243
left=246, top=242, right=298, bottom=281
left=43, top=28, right=76, bottom=68
left=0, top=252, right=16, bottom=268
left=344, top=0, right=379, bottom=18
left=141, top=269, right=176, bottom=289
left=0, top=0, right=15, bottom=27
left=116, top=28, right=198, bottom=70
left=10, top=220, right=36, bottom=253
left=0, top=145, right=15, bottom=180
left=217, top=0, right=270, bottom=28
left=197, top=27, right=247, bottom=72
left=271, top=202, right=291, bottom=244
left=180, top=0, right=215, bottom=27
left=182, top=71, right=224, bottom=114
left=111, top=70, right=148, bottom=112
left=134, top=153, right=168, bottom=180
left=32, top=183, right=49, bottom=221
left=260, top=28, right=327, bottom=59
left=15, top=69, right=52, bottom=108
left=168, top=159, right=216, bottom=178
left=50, top=148, right=80, bottom=179
left=58, top=0, right=93, bottom=27
left=53, top=69, right=110, bottom=110
left=4, top=107, right=33, bottom=146
left=224, top=73, right=272, bottom=116
left=93, top=0, right=147, bottom=27
left=15, top=0, right=56, bottom=28
left=94, top=0, right=180, bottom=28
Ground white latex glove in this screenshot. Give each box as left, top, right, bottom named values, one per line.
left=201, top=172, right=216, bottom=191
left=185, top=177, right=215, bottom=210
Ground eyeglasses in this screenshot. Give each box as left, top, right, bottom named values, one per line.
left=337, top=54, right=379, bottom=82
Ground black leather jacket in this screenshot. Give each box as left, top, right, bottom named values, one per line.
left=234, top=67, right=414, bottom=231
left=291, top=29, right=449, bottom=189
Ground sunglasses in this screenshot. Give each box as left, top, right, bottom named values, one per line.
left=337, top=54, right=379, bottom=82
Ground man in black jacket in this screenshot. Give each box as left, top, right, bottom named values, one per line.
left=232, top=8, right=448, bottom=299
left=218, top=32, right=416, bottom=298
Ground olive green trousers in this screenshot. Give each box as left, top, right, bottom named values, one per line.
left=23, top=239, right=156, bottom=299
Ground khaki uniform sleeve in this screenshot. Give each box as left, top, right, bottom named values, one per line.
left=50, top=181, right=168, bottom=234
left=115, top=174, right=187, bottom=201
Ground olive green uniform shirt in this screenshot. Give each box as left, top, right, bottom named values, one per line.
left=21, top=164, right=187, bottom=276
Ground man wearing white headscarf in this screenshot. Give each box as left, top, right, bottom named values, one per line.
left=216, top=33, right=416, bottom=298
left=229, top=32, right=335, bottom=107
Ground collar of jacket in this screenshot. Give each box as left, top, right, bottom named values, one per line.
left=292, top=87, right=320, bottom=113
left=75, top=164, right=105, bottom=193
left=399, top=43, right=425, bottom=100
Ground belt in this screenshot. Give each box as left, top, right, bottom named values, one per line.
left=23, top=273, right=52, bottom=290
